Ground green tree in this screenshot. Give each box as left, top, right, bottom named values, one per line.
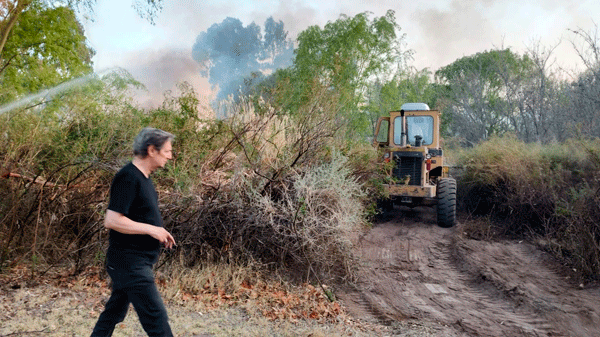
left=279, top=10, right=411, bottom=139
left=0, top=0, right=163, bottom=71
left=0, top=3, right=94, bottom=104
left=366, top=68, right=444, bottom=132
left=435, top=49, right=534, bottom=143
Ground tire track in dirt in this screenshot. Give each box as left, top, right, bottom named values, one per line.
left=451, top=233, right=600, bottom=336
left=337, top=206, right=600, bottom=336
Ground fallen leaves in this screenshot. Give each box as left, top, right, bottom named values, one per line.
left=166, top=279, right=345, bottom=323
left=1, top=264, right=347, bottom=325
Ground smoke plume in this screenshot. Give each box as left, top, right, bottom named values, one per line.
left=125, top=49, right=213, bottom=116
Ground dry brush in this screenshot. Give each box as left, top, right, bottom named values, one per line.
left=456, top=135, right=600, bottom=279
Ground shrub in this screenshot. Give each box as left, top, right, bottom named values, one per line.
left=1, top=73, right=373, bottom=284
left=162, top=93, right=370, bottom=282
left=457, top=135, right=600, bottom=279
left=0, top=74, right=146, bottom=272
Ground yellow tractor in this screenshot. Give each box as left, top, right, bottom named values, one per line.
left=373, top=103, right=456, bottom=227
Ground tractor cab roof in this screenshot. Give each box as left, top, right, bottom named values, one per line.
left=400, top=103, right=430, bottom=111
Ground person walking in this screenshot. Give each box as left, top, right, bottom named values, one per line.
left=91, top=127, right=176, bottom=337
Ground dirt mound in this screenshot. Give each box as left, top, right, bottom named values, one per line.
left=337, top=206, right=600, bottom=336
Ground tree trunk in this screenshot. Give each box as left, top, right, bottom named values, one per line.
left=0, top=0, right=32, bottom=68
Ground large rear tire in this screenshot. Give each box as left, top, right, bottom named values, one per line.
left=437, top=178, right=456, bottom=228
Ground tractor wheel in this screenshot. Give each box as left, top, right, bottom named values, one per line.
left=436, top=178, right=456, bottom=228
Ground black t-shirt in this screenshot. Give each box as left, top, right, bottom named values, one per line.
left=106, top=162, right=162, bottom=265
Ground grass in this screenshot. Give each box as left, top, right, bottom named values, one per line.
left=0, top=264, right=392, bottom=337
left=455, top=135, right=600, bottom=279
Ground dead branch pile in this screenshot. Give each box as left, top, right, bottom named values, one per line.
left=0, top=162, right=111, bottom=274
left=163, top=152, right=367, bottom=282
left=160, top=99, right=369, bottom=282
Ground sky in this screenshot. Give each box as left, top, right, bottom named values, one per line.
left=81, top=0, right=599, bottom=108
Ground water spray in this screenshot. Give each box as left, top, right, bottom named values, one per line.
left=0, top=67, right=121, bottom=116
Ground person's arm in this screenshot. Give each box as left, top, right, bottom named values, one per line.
left=104, top=209, right=176, bottom=249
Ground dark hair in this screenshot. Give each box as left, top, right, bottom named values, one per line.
left=132, top=128, right=174, bottom=158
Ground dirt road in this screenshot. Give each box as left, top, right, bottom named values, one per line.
left=338, top=206, right=600, bottom=336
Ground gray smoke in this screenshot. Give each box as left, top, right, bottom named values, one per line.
left=410, top=0, right=593, bottom=70
left=125, top=49, right=212, bottom=111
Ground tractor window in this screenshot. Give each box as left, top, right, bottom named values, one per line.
left=376, top=119, right=389, bottom=143
left=393, top=116, right=434, bottom=146
left=393, top=117, right=403, bottom=144
left=407, top=116, right=433, bottom=145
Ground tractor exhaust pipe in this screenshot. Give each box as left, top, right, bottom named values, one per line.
left=400, top=109, right=407, bottom=147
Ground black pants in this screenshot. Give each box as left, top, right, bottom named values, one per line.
left=91, top=262, right=173, bottom=337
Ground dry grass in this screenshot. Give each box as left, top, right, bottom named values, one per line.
left=0, top=264, right=394, bottom=337
left=0, top=286, right=389, bottom=337
left=456, top=135, right=600, bottom=279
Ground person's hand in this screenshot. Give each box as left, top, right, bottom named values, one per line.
left=150, top=227, right=176, bottom=249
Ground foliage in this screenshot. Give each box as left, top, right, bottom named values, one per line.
left=0, top=3, right=94, bottom=105
left=456, top=135, right=600, bottom=279
left=0, top=71, right=150, bottom=272
left=279, top=10, right=411, bottom=140
left=0, top=0, right=161, bottom=66
left=365, top=68, right=447, bottom=134
left=0, top=64, right=375, bottom=284
left=431, top=44, right=600, bottom=145
left=164, top=84, right=370, bottom=282
left=435, top=49, right=536, bottom=143
left=568, top=25, right=600, bottom=140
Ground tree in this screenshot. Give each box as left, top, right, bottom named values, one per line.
left=365, top=68, right=442, bottom=133
left=0, top=0, right=163, bottom=67
left=515, top=42, right=566, bottom=143
left=281, top=10, right=411, bottom=139
left=191, top=17, right=293, bottom=106
left=0, top=0, right=32, bottom=62
left=435, top=49, right=534, bottom=144
left=262, top=17, right=294, bottom=68
left=569, top=24, right=600, bottom=138
left=0, top=3, right=94, bottom=105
